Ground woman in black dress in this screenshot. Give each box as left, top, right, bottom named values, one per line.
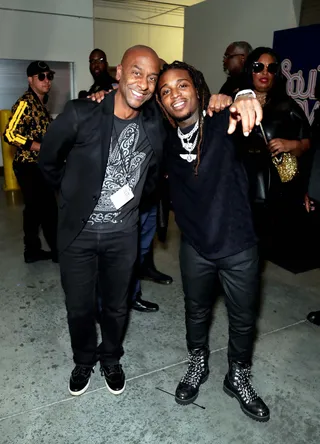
left=240, top=47, right=311, bottom=270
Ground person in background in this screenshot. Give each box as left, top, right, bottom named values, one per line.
left=131, top=186, right=173, bottom=313
left=88, top=48, right=117, bottom=95
left=131, top=56, right=173, bottom=313
left=4, top=61, right=58, bottom=263
left=238, top=47, right=311, bottom=271
left=220, top=41, right=252, bottom=96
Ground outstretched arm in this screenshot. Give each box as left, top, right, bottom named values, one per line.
left=206, top=92, right=263, bottom=136
left=228, top=96, right=263, bottom=136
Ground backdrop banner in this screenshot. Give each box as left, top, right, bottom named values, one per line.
left=273, top=24, right=320, bottom=125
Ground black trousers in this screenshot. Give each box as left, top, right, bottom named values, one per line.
left=13, top=161, right=57, bottom=253
left=179, top=239, right=259, bottom=363
left=60, top=229, right=138, bottom=366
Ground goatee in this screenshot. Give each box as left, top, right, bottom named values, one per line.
left=171, top=111, right=192, bottom=123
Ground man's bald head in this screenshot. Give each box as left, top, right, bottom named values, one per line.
left=121, top=45, right=160, bottom=68
left=223, top=41, right=252, bottom=76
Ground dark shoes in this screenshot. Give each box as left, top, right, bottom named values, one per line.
left=175, top=347, right=210, bottom=405
left=307, top=310, right=320, bottom=326
left=69, top=365, right=95, bottom=396
left=24, top=249, right=53, bottom=263
left=223, top=361, right=270, bottom=422
left=140, top=249, right=173, bottom=285
left=140, top=266, right=173, bottom=285
left=134, top=247, right=172, bottom=311
left=100, top=363, right=126, bottom=395
left=175, top=353, right=270, bottom=420
left=69, top=363, right=125, bottom=396
left=132, top=293, right=159, bottom=312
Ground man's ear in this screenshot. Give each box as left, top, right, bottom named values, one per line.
left=116, top=64, right=122, bottom=82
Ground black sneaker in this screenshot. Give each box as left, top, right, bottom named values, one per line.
left=100, top=363, right=126, bottom=395
left=68, top=365, right=94, bottom=396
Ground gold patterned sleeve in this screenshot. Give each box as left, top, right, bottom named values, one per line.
left=4, top=99, right=33, bottom=149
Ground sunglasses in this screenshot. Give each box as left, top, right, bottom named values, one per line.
left=89, top=57, right=105, bottom=64
left=252, top=62, right=278, bottom=74
left=36, top=72, right=54, bottom=81
left=223, top=53, right=244, bottom=60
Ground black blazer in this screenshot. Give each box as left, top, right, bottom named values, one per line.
left=39, top=91, right=165, bottom=253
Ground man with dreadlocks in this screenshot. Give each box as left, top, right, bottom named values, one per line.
left=157, top=61, right=270, bottom=422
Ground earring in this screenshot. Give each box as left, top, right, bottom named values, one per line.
left=202, top=110, right=206, bottom=117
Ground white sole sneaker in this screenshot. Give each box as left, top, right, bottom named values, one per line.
left=68, top=378, right=91, bottom=396
left=105, top=379, right=126, bottom=395
left=68, top=365, right=95, bottom=396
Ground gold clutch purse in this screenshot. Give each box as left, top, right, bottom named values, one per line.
left=260, top=123, right=298, bottom=183
left=271, top=153, right=298, bottom=182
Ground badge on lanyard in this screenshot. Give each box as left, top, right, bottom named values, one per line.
left=110, top=184, right=134, bottom=210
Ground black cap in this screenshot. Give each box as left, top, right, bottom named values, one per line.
left=27, top=61, right=55, bottom=77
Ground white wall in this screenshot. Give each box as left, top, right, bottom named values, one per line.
left=0, top=0, right=94, bottom=96
left=184, top=0, right=299, bottom=92
left=293, top=0, right=303, bottom=22
left=94, top=2, right=184, bottom=66
left=0, top=0, right=94, bottom=166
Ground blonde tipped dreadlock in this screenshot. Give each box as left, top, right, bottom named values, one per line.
left=156, top=61, right=211, bottom=175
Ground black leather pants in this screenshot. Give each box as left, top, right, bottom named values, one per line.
left=180, top=239, right=259, bottom=363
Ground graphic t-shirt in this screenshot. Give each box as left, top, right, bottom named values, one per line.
left=85, top=114, right=152, bottom=232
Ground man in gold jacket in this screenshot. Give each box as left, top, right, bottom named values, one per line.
left=5, top=61, right=58, bottom=263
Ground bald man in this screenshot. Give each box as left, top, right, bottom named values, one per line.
left=220, top=41, right=252, bottom=96
left=39, top=45, right=165, bottom=397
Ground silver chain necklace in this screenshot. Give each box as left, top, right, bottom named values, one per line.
left=177, top=120, right=199, bottom=163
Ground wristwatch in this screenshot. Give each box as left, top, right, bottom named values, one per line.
left=234, top=89, right=256, bottom=100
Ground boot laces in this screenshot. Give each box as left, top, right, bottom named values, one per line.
left=180, top=351, right=206, bottom=388
left=234, top=366, right=258, bottom=404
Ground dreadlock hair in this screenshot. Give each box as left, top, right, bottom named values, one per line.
left=156, top=60, right=211, bottom=175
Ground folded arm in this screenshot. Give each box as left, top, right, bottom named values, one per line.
left=38, top=101, right=78, bottom=190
